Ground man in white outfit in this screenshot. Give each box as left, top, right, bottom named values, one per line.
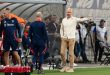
left=60, top=8, right=88, bottom=72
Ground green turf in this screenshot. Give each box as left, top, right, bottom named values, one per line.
left=0, top=67, right=110, bottom=75
left=32, top=67, right=110, bottom=75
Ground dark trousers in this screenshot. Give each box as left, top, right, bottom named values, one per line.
left=48, top=35, right=56, bottom=56
left=80, top=42, right=88, bottom=61
left=32, top=44, right=45, bottom=70
left=74, top=42, right=81, bottom=57
left=94, top=40, right=104, bottom=62
left=75, top=42, right=88, bottom=61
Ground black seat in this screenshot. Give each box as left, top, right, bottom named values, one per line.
left=100, top=42, right=110, bottom=65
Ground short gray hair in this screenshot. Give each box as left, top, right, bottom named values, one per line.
left=36, top=12, right=43, bottom=17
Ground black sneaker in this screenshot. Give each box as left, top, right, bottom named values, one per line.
left=31, top=64, right=34, bottom=72
left=83, top=60, right=91, bottom=63
left=37, top=69, right=44, bottom=74
left=98, top=60, right=102, bottom=62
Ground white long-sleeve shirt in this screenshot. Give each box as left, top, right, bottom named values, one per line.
left=60, top=16, right=88, bottom=39
left=75, top=23, right=87, bottom=43
left=79, top=23, right=87, bottom=39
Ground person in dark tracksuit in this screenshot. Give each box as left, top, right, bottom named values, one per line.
left=28, top=12, right=48, bottom=74
left=0, top=10, right=22, bottom=66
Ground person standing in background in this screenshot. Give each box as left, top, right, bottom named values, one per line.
left=93, top=19, right=107, bottom=63
left=46, top=15, right=59, bottom=57
left=28, top=12, right=48, bottom=74
left=78, top=21, right=90, bottom=63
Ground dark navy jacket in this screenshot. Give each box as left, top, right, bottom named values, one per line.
left=29, top=21, right=48, bottom=46
left=0, top=18, right=21, bottom=41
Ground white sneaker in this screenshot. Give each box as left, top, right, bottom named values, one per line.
left=73, top=63, right=78, bottom=67
left=15, top=64, right=21, bottom=66
left=0, top=65, right=4, bottom=69
left=5, top=65, right=10, bottom=67
left=60, top=66, right=67, bottom=72
left=65, top=67, right=74, bottom=72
